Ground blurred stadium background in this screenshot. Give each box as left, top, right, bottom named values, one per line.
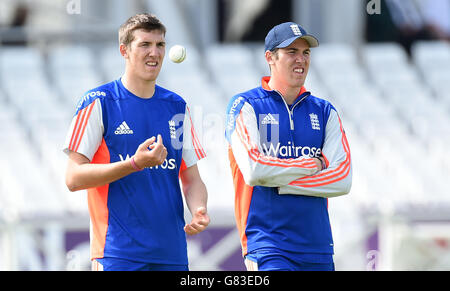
left=0, top=0, right=449, bottom=271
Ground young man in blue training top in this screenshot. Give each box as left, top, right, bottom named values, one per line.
left=225, top=22, right=352, bottom=271
left=64, top=13, right=210, bottom=271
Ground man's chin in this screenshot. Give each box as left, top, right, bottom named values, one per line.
left=140, top=72, right=160, bottom=82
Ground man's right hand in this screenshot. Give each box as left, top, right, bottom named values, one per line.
left=313, top=157, right=326, bottom=172
left=133, top=134, right=168, bottom=169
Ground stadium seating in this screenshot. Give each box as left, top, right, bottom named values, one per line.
left=1, top=39, right=450, bottom=217
left=313, top=43, right=364, bottom=85
left=99, top=43, right=125, bottom=84
left=411, top=40, right=450, bottom=77
left=0, top=38, right=449, bottom=270
left=204, top=44, right=261, bottom=98
left=49, top=45, right=104, bottom=105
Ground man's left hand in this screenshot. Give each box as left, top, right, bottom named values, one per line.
left=184, top=207, right=210, bottom=235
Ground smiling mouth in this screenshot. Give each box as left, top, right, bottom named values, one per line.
left=145, top=61, right=158, bottom=67
left=294, top=68, right=305, bottom=74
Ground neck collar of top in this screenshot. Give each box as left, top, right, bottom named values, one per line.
left=261, top=76, right=308, bottom=97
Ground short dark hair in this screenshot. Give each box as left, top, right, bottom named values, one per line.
left=118, top=13, right=166, bottom=47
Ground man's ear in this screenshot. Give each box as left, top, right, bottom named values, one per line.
left=119, top=43, right=129, bottom=59
left=265, top=50, right=275, bottom=65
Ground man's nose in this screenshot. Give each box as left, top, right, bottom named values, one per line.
left=296, top=54, right=307, bottom=63
left=147, top=46, right=160, bottom=57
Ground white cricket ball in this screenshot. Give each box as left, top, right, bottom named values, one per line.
left=169, top=45, right=186, bottom=63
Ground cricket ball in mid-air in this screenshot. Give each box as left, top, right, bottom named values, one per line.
left=169, top=45, right=186, bottom=63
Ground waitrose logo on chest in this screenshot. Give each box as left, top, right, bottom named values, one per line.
left=118, top=154, right=176, bottom=170
left=262, top=142, right=322, bottom=158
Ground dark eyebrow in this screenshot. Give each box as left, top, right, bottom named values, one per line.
left=138, top=41, right=165, bottom=46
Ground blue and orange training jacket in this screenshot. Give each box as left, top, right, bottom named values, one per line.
left=225, top=76, right=352, bottom=257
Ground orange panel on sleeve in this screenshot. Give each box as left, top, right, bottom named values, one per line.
left=87, top=138, right=110, bottom=260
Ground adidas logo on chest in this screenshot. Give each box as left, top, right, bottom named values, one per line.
left=115, top=121, right=134, bottom=135
left=261, top=113, right=279, bottom=125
